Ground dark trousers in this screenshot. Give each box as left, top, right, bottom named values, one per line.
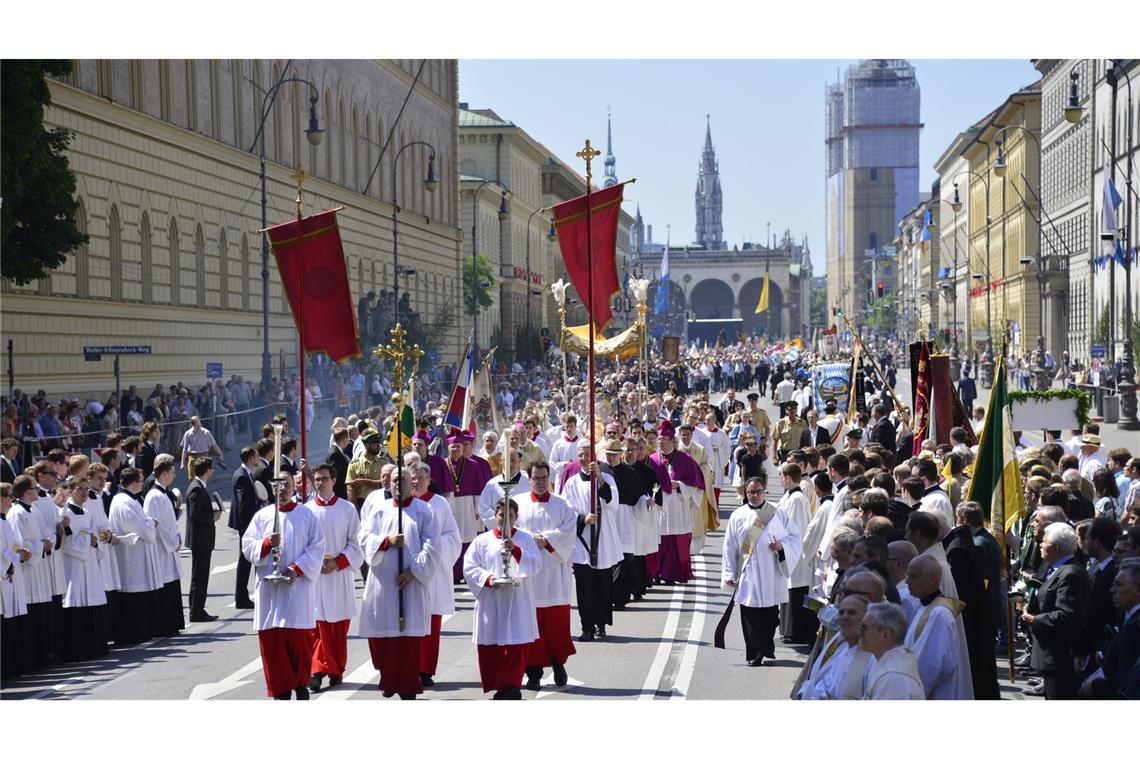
left=1043, top=667, right=1079, bottom=700
left=611, top=553, right=639, bottom=607
left=235, top=528, right=253, bottom=603
left=573, top=563, right=614, bottom=631
left=740, top=604, right=780, bottom=661
left=189, top=548, right=213, bottom=614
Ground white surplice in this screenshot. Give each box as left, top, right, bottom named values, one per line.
left=511, top=491, right=577, bottom=607
left=721, top=503, right=803, bottom=609
left=143, top=487, right=181, bottom=585
left=8, top=501, right=52, bottom=604
left=85, top=492, right=121, bottom=592
left=357, top=497, right=437, bottom=638
left=463, top=528, right=541, bottom=645
left=240, top=503, right=326, bottom=631
left=57, top=502, right=107, bottom=608
left=778, top=488, right=813, bottom=588
left=422, top=492, right=462, bottom=616
left=561, top=471, right=621, bottom=569
left=919, top=543, right=960, bottom=599
left=804, top=640, right=874, bottom=700
left=698, top=424, right=731, bottom=489
left=32, top=491, right=64, bottom=597
left=477, top=473, right=530, bottom=525
left=919, top=487, right=955, bottom=532
left=1, top=516, right=29, bottom=618
left=304, top=495, right=363, bottom=624
left=445, top=492, right=480, bottom=544
left=109, top=492, right=163, bottom=594
left=904, top=600, right=974, bottom=700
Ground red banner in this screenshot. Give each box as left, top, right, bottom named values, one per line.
left=267, top=210, right=361, bottom=363
left=912, top=341, right=932, bottom=455
left=552, top=182, right=627, bottom=332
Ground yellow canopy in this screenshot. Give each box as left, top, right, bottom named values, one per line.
left=562, top=321, right=644, bottom=359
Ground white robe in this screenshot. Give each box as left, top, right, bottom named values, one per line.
left=511, top=491, right=577, bottom=607
left=562, top=472, right=622, bottom=569
left=477, top=473, right=531, bottom=525
left=805, top=640, right=874, bottom=700
left=864, top=646, right=925, bottom=700
left=32, top=492, right=64, bottom=597
left=143, top=487, right=181, bottom=585
left=463, top=528, right=542, bottom=645
left=8, top=501, right=52, bottom=604
left=357, top=497, right=437, bottom=638
left=698, top=425, right=731, bottom=489
left=1, top=517, right=29, bottom=618
left=86, top=493, right=122, bottom=592
left=304, top=496, right=363, bottom=623
left=919, top=488, right=955, bottom=532
left=799, top=495, right=835, bottom=603
left=919, top=543, right=960, bottom=600
left=897, top=581, right=922, bottom=623
left=778, top=489, right=813, bottom=588
left=547, top=436, right=581, bottom=469
left=422, top=492, right=462, bottom=616
left=904, top=600, right=974, bottom=700
left=57, top=503, right=107, bottom=608
left=445, top=492, right=480, bottom=544
left=109, top=492, right=163, bottom=594
left=722, top=503, right=803, bottom=609
left=241, top=503, right=325, bottom=631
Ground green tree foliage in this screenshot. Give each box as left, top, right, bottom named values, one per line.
left=462, top=253, right=496, bottom=318
left=1092, top=300, right=1111, bottom=348
left=810, top=284, right=828, bottom=330
left=1, top=60, right=88, bottom=284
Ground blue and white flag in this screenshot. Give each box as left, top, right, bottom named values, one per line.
left=654, top=242, right=670, bottom=315
left=1102, top=178, right=1124, bottom=264
left=811, top=361, right=853, bottom=416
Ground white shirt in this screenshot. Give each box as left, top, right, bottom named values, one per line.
left=919, top=486, right=955, bottom=533
left=143, top=486, right=181, bottom=585
left=562, top=471, right=622, bottom=569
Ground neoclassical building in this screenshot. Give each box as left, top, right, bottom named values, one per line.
left=1, top=59, right=464, bottom=395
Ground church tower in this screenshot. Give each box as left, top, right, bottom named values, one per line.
left=603, top=107, right=618, bottom=188
left=694, top=115, right=724, bottom=249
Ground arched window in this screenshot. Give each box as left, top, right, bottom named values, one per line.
left=168, top=217, right=180, bottom=305
left=158, top=61, right=171, bottom=122
left=241, top=235, right=250, bottom=311
left=323, top=90, right=332, bottom=181
left=140, top=212, right=152, bottom=303
left=218, top=226, right=229, bottom=309
left=364, top=111, right=372, bottom=196
left=195, top=224, right=206, bottom=308
left=109, top=204, right=122, bottom=301
left=352, top=105, right=360, bottom=192
left=74, top=199, right=89, bottom=298
left=338, top=98, right=346, bottom=186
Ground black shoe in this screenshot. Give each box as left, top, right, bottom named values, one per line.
left=578, top=629, right=595, bottom=642
left=328, top=675, right=342, bottom=688
left=632, top=594, right=644, bottom=601
left=525, top=666, right=543, bottom=690
left=552, top=661, right=568, bottom=687
left=189, top=612, right=218, bottom=622
left=747, top=657, right=765, bottom=667
left=504, top=685, right=522, bottom=700
left=420, top=673, right=435, bottom=687
left=493, top=690, right=506, bottom=700
left=381, top=689, right=395, bottom=698
left=613, top=603, right=627, bottom=611
left=294, top=687, right=309, bottom=700
left=398, top=693, right=417, bottom=700
left=235, top=600, right=255, bottom=610
left=596, top=625, right=607, bottom=640
left=308, top=674, right=325, bottom=692
left=273, top=691, right=291, bottom=700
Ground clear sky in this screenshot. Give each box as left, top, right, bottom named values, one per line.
left=458, top=60, right=1040, bottom=272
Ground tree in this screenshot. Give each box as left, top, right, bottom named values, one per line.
left=422, top=301, right=457, bottom=359
left=810, top=285, right=828, bottom=331
left=462, top=253, right=496, bottom=319
left=1092, top=300, right=1111, bottom=348
left=1, top=60, right=88, bottom=284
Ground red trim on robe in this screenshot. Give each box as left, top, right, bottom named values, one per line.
left=529, top=491, right=551, bottom=502
left=379, top=537, right=390, bottom=551
left=289, top=563, right=303, bottom=577
left=334, top=553, right=350, bottom=571
left=260, top=537, right=272, bottom=559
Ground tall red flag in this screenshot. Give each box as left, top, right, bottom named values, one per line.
left=267, top=209, right=361, bottom=363
left=912, top=341, right=932, bottom=455
left=552, top=181, right=628, bottom=331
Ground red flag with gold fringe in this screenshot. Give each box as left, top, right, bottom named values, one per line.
left=552, top=181, right=629, bottom=332
left=267, top=209, right=361, bottom=363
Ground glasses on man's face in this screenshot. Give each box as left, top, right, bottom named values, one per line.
left=745, top=489, right=764, bottom=497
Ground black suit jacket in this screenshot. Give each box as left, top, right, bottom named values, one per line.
left=138, top=442, right=158, bottom=478
left=325, top=446, right=350, bottom=501
left=1092, top=612, right=1140, bottom=698
left=1073, top=558, right=1118, bottom=657
left=280, top=455, right=298, bottom=476
left=184, top=480, right=216, bottom=553
left=1028, top=557, right=1092, bottom=674
left=249, top=459, right=273, bottom=500
left=942, top=525, right=1000, bottom=697
left=229, top=468, right=260, bottom=533
left=871, top=417, right=896, bottom=453
left=799, top=425, right=830, bottom=448
left=0, top=456, right=18, bottom=484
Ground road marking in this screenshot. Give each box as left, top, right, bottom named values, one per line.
left=637, top=576, right=686, bottom=700
left=211, top=561, right=238, bottom=576
left=188, top=656, right=264, bottom=700
left=671, top=553, right=709, bottom=700
left=533, top=673, right=585, bottom=699
left=28, top=675, right=85, bottom=700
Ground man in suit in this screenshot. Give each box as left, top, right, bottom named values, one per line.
left=249, top=438, right=275, bottom=497
left=869, top=404, right=896, bottom=462
left=185, top=457, right=220, bottom=622
left=799, top=409, right=830, bottom=448
left=137, top=422, right=160, bottom=478
left=325, top=427, right=351, bottom=501
left=718, top=388, right=737, bottom=427
left=1085, top=557, right=1140, bottom=698
left=280, top=437, right=299, bottom=476
left=1073, top=517, right=1122, bottom=673
left=1023, top=522, right=1092, bottom=699
left=1, top=438, right=20, bottom=483
left=231, top=446, right=263, bottom=609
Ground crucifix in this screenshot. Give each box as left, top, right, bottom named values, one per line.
left=576, top=139, right=601, bottom=190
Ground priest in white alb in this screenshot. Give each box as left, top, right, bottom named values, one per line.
left=799, top=594, right=872, bottom=700
left=903, top=554, right=973, bottom=699
left=476, top=446, right=529, bottom=527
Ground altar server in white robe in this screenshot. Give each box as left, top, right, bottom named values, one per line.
left=678, top=423, right=718, bottom=551
left=700, top=410, right=731, bottom=500
left=304, top=462, right=363, bottom=692
left=903, top=554, right=973, bottom=699
left=800, top=595, right=873, bottom=699
left=464, top=497, right=542, bottom=699
left=58, top=475, right=109, bottom=661
left=408, top=461, right=461, bottom=687
left=513, top=460, right=578, bottom=690
left=547, top=414, right=583, bottom=485
left=799, top=474, right=836, bottom=604
left=476, top=447, right=529, bottom=526
left=241, top=473, right=325, bottom=699
left=561, top=441, right=621, bottom=641
left=722, top=475, right=803, bottom=666
left=109, top=468, right=163, bottom=645
left=8, top=475, right=53, bottom=668
left=776, top=463, right=815, bottom=644
left=357, top=469, right=438, bottom=699
left=30, top=461, right=64, bottom=660
left=87, top=463, right=123, bottom=644
left=1, top=482, right=33, bottom=679
left=143, top=460, right=184, bottom=636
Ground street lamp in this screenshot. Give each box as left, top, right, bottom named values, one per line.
left=524, top=207, right=555, bottom=368
left=1064, top=63, right=1084, bottom=124
left=468, top=180, right=511, bottom=362
left=391, top=140, right=438, bottom=334
left=256, top=78, right=323, bottom=388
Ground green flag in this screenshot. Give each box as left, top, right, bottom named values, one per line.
left=965, top=355, right=1025, bottom=553
left=387, top=379, right=415, bottom=461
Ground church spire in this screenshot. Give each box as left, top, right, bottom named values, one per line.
left=603, top=107, right=617, bottom=188
left=695, top=115, right=724, bottom=250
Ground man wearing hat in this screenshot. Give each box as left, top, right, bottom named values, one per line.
left=843, top=427, right=863, bottom=451
left=444, top=428, right=488, bottom=583
left=772, top=401, right=809, bottom=464
left=650, top=421, right=704, bottom=584
left=346, top=431, right=390, bottom=509
left=1078, top=434, right=1107, bottom=483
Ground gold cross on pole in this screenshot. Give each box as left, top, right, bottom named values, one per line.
left=373, top=322, right=424, bottom=397
left=575, top=139, right=601, bottom=190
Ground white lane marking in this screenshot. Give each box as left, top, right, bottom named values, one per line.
left=671, top=553, right=708, bottom=700
left=637, top=577, right=686, bottom=700
left=188, top=655, right=264, bottom=700
left=28, top=675, right=85, bottom=699
left=533, top=673, right=585, bottom=699
left=211, top=561, right=238, bottom=576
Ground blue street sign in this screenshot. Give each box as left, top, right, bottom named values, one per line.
left=427, top=351, right=439, bottom=362
left=206, top=362, right=223, bottom=379
left=1091, top=344, right=1106, bottom=359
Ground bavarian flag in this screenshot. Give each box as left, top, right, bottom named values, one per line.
left=965, top=355, right=1025, bottom=554
left=388, top=379, right=415, bottom=461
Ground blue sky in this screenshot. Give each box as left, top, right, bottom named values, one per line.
left=458, top=60, right=1040, bottom=272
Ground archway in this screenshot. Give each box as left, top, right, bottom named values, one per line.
left=738, top=277, right=784, bottom=338
left=647, top=280, right=686, bottom=337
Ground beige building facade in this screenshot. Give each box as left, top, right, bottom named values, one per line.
left=1, top=59, right=464, bottom=396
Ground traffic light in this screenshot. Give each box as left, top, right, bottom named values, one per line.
left=876, top=281, right=884, bottom=298
left=831, top=307, right=837, bottom=317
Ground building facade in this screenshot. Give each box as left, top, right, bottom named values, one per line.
left=1, top=59, right=463, bottom=396
left=934, top=129, right=979, bottom=357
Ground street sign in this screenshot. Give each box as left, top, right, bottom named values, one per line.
left=84, top=345, right=151, bottom=355
left=971, top=330, right=988, bottom=341
left=427, top=351, right=439, bottom=362
left=1091, top=344, right=1106, bottom=359
left=206, top=362, right=223, bottom=379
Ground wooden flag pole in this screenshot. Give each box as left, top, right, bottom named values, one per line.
left=576, top=139, right=602, bottom=566
left=291, top=165, right=309, bottom=500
